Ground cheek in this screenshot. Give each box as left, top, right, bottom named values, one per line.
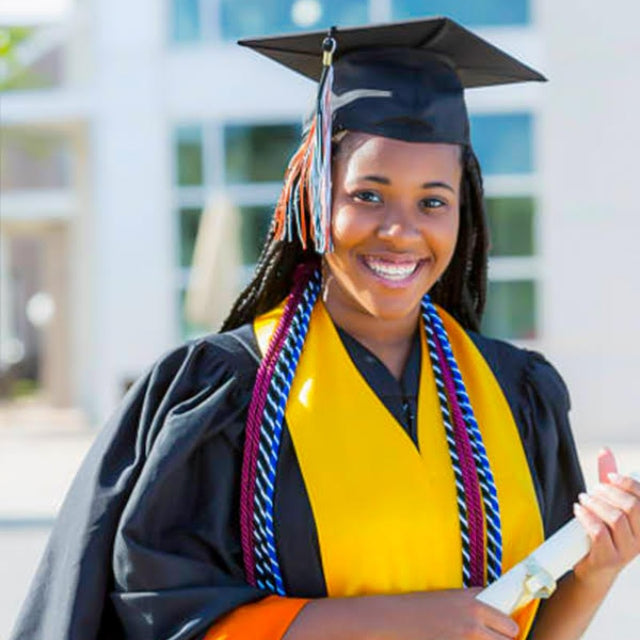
left=437, top=209, right=460, bottom=250
left=330, top=205, right=373, bottom=249
left=418, top=211, right=460, bottom=256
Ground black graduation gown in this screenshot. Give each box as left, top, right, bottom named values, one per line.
left=10, top=324, right=585, bottom=640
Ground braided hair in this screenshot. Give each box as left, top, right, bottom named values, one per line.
left=221, top=131, right=489, bottom=333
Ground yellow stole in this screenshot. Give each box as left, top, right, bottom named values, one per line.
left=254, top=301, right=544, bottom=638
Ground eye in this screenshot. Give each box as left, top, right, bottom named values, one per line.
left=353, top=190, right=383, bottom=204
left=421, top=197, right=447, bottom=211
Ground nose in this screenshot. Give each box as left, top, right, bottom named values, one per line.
left=377, top=202, right=421, bottom=246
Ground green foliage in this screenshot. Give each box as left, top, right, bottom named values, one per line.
left=11, top=377, right=39, bottom=398
left=0, top=25, right=49, bottom=91
left=0, top=25, right=34, bottom=57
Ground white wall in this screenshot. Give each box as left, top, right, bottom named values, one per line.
left=87, top=0, right=176, bottom=422
left=539, top=0, right=640, bottom=441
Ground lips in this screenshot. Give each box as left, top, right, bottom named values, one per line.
left=361, top=255, right=423, bottom=282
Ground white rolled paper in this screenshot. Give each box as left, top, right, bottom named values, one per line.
left=476, top=471, right=640, bottom=614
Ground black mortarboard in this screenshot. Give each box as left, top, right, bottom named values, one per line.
left=239, top=17, right=545, bottom=146
left=238, top=17, right=545, bottom=253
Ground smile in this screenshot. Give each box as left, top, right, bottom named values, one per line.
left=361, top=256, right=423, bottom=282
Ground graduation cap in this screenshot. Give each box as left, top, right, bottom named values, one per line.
left=239, top=17, right=545, bottom=253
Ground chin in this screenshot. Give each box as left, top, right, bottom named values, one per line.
left=357, top=294, right=425, bottom=323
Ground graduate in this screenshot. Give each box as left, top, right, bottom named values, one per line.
left=12, top=17, right=640, bottom=640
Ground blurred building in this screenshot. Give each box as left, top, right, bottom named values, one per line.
left=1, top=0, right=639, bottom=437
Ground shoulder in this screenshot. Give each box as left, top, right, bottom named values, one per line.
left=147, top=323, right=260, bottom=392
left=468, top=332, right=584, bottom=535
left=467, top=331, right=570, bottom=413
left=96, top=324, right=260, bottom=455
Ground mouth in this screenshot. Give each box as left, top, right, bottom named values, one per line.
left=360, top=255, right=426, bottom=284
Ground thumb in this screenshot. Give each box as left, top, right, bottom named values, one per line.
left=598, top=447, right=618, bottom=483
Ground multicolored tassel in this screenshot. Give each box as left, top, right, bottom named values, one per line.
left=272, top=30, right=337, bottom=253
left=309, top=31, right=336, bottom=253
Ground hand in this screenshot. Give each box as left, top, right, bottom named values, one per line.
left=573, top=448, right=640, bottom=589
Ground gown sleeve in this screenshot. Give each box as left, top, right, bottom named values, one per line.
left=10, top=331, right=302, bottom=640
left=516, top=353, right=587, bottom=638
left=517, top=351, right=586, bottom=537
left=468, top=332, right=586, bottom=538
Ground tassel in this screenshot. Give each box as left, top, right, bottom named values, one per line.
left=273, top=119, right=316, bottom=249
left=272, top=30, right=337, bottom=253
left=310, top=30, right=337, bottom=253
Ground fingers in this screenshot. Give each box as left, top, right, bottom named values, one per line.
left=574, top=501, right=617, bottom=555
left=484, top=619, right=519, bottom=639
left=578, top=492, right=634, bottom=552
left=598, top=447, right=618, bottom=484
left=479, top=605, right=519, bottom=639
left=574, top=455, right=640, bottom=584
left=607, top=472, right=640, bottom=499
left=593, top=481, right=640, bottom=539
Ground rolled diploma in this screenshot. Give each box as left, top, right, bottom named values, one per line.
left=476, top=471, right=640, bottom=614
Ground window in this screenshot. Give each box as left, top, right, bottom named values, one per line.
left=392, top=0, right=529, bottom=27
left=482, top=281, right=537, bottom=340
left=471, top=114, right=538, bottom=341
left=170, top=0, right=369, bottom=43
left=177, top=289, right=210, bottom=339
left=175, top=125, right=204, bottom=186
left=0, top=129, right=73, bottom=190
left=470, top=114, right=533, bottom=175
left=224, top=124, right=301, bottom=183
left=173, top=121, right=301, bottom=338
left=178, top=206, right=203, bottom=267
left=220, top=0, right=369, bottom=40
left=171, top=0, right=201, bottom=42
left=239, top=205, right=273, bottom=264
left=486, top=197, right=534, bottom=257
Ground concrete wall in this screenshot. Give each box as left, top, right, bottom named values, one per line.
left=86, top=0, right=176, bottom=421
left=539, top=0, right=640, bottom=442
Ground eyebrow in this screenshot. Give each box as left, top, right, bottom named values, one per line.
left=358, top=175, right=455, bottom=192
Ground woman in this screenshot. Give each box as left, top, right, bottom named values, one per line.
left=12, top=17, right=640, bottom=640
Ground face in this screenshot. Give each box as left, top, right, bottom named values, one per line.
left=323, top=134, right=462, bottom=323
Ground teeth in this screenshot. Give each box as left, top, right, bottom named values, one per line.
left=364, top=258, right=419, bottom=280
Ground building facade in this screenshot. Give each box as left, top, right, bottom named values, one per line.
left=1, top=0, right=639, bottom=441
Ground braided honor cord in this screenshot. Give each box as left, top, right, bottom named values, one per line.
left=240, top=266, right=322, bottom=592
left=422, top=296, right=503, bottom=584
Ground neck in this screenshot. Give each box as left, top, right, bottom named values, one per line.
left=322, top=282, right=421, bottom=380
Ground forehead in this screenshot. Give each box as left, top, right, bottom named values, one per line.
left=335, top=133, right=462, bottom=177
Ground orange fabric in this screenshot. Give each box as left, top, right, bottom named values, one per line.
left=513, top=601, right=539, bottom=637
left=204, top=595, right=309, bottom=640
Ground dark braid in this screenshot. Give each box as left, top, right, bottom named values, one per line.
left=220, top=231, right=316, bottom=331
left=430, top=146, right=489, bottom=331
left=221, top=137, right=489, bottom=333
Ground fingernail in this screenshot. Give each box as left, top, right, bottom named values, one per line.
left=608, top=472, right=623, bottom=483
left=578, top=492, right=589, bottom=504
